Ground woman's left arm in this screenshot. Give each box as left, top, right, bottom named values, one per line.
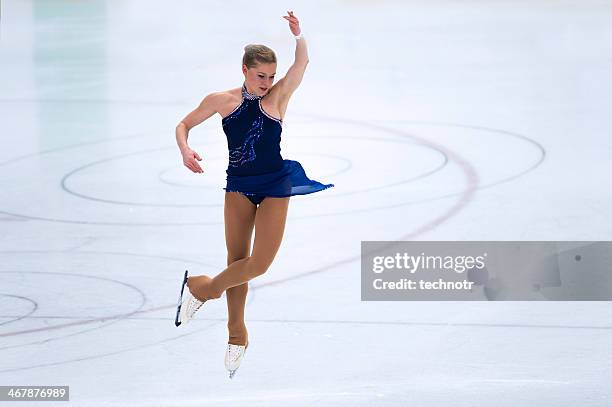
left=278, top=11, right=309, bottom=100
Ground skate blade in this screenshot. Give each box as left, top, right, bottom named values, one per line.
left=227, top=344, right=247, bottom=379
left=174, top=270, right=189, bottom=327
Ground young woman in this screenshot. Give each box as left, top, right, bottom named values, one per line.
left=174, top=11, right=334, bottom=378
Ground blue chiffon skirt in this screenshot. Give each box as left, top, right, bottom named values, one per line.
left=224, top=159, right=334, bottom=197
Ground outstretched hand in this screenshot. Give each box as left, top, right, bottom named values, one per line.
left=181, top=148, right=203, bottom=173
left=282, top=10, right=301, bottom=36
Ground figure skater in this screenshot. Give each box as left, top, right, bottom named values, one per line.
left=174, top=11, right=334, bottom=378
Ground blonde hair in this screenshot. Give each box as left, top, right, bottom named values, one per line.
left=242, top=44, right=277, bottom=68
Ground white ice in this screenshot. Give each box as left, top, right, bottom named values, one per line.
left=1, top=0, right=612, bottom=406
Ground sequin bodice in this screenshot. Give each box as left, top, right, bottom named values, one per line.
left=222, top=84, right=284, bottom=176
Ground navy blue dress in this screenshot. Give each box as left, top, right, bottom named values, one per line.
left=222, top=84, right=334, bottom=205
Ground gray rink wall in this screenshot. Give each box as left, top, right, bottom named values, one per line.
left=361, top=241, right=612, bottom=300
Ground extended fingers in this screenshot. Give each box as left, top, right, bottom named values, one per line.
left=184, top=159, right=203, bottom=173
left=283, top=11, right=299, bottom=21
left=284, top=18, right=299, bottom=28
left=192, top=159, right=203, bottom=172
left=189, top=151, right=203, bottom=172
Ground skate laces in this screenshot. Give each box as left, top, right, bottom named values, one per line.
left=227, top=344, right=245, bottom=362
left=185, top=293, right=204, bottom=319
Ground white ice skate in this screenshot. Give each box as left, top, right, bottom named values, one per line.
left=225, top=342, right=249, bottom=379
left=174, top=270, right=206, bottom=327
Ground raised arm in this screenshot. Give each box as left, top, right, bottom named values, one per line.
left=277, top=11, right=309, bottom=100
left=175, top=92, right=220, bottom=173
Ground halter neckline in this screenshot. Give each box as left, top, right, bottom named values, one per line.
left=241, top=83, right=261, bottom=100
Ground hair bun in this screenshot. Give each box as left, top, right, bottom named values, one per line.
left=242, top=44, right=277, bottom=68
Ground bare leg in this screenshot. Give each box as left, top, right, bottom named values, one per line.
left=188, top=195, right=290, bottom=300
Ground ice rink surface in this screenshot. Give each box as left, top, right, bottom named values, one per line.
left=1, top=0, right=612, bottom=405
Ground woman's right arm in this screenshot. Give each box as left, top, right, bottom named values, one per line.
left=176, top=93, right=220, bottom=173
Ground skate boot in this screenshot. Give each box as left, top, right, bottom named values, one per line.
left=225, top=342, right=249, bottom=379
left=174, top=270, right=206, bottom=326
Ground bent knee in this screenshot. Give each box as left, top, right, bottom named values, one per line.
left=247, top=256, right=272, bottom=277
left=227, top=254, right=248, bottom=266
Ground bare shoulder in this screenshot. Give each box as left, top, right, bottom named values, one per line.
left=265, top=80, right=287, bottom=103
left=262, top=79, right=295, bottom=120
left=203, top=89, right=236, bottom=107
left=213, top=88, right=243, bottom=117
